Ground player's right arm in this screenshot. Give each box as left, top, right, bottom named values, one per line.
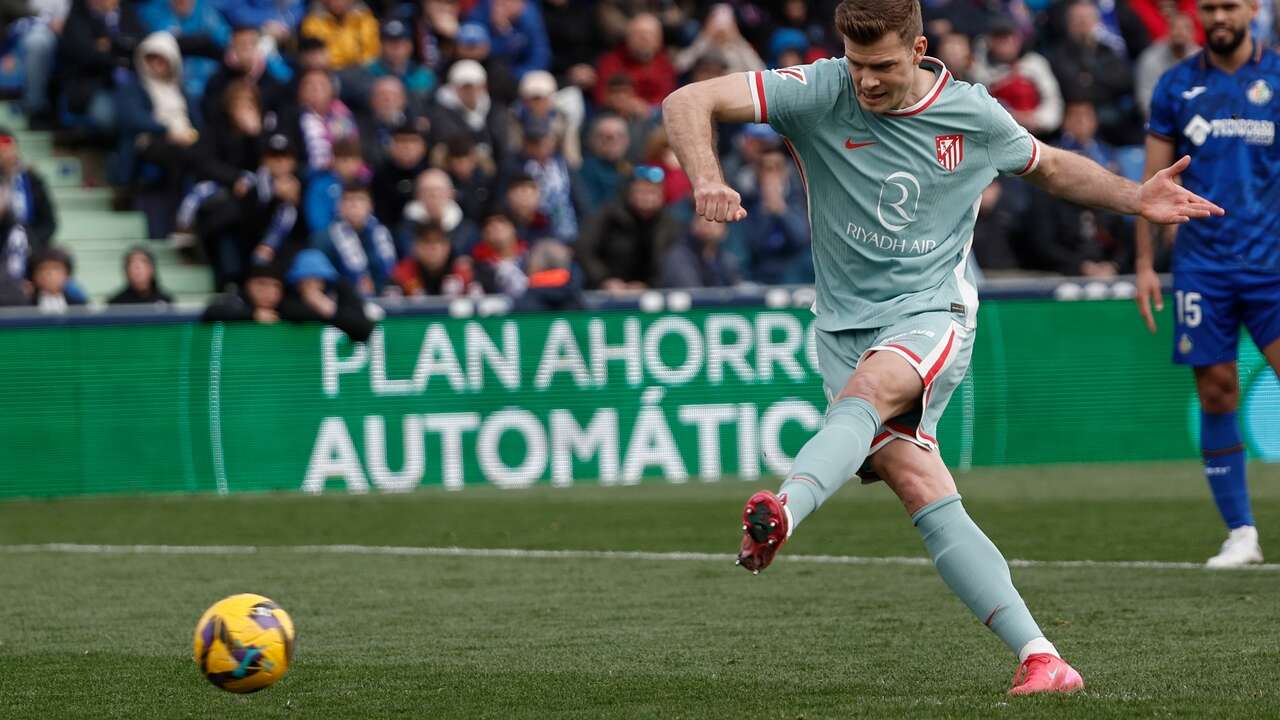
left=1134, top=134, right=1177, bottom=333
left=664, top=60, right=841, bottom=223
left=662, top=74, right=759, bottom=223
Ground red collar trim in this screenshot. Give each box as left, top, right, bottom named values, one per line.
left=883, top=57, right=950, bottom=118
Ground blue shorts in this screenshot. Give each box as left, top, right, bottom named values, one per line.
left=1172, top=269, right=1280, bottom=366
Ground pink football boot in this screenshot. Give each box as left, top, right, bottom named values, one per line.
left=1008, top=653, right=1085, bottom=695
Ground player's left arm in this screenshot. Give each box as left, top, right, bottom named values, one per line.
left=1023, top=146, right=1223, bottom=225
left=979, top=86, right=1223, bottom=224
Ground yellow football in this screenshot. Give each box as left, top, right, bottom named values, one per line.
left=192, top=593, right=295, bottom=693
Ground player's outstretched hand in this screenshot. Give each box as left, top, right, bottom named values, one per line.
left=1139, top=155, right=1225, bottom=225
left=693, top=180, right=748, bottom=223
left=1134, top=266, right=1163, bottom=333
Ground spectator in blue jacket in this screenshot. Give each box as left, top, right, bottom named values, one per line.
left=578, top=114, right=630, bottom=208
left=661, top=216, right=742, bottom=289
left=740, top=147, right=811, bottom=285
left=316, top=181, right=397, bottom=296
left=303, top=136, right=367, bottom=235
left=211, top=0, right=304, bottom=40
left=465, top=0, right=550, bottom=79
left=138, top=0, right=230, bottom=104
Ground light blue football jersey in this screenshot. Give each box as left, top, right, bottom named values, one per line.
left=745, top=57, right=1040, bottom=331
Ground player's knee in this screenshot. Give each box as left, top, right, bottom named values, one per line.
left=1196, top=367, right=1239, bottom=412
left=838, top=371, right=911, bottom=415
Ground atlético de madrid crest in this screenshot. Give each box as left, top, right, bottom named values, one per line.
left=935, top=134, right=964, bottom=172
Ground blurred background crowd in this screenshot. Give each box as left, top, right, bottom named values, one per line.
left=0, top=0, right=1270, bottom=320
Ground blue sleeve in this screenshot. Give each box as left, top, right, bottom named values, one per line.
left=137, top=0, right=165, bottom=32
left=304, top=175, right=335, bottom=233
left=515, top=5, right=551, bottom=76
left=201, top=1, right=231, bottom=48
left=1147, top=71, right=1180, bottom=140
left=114, top=80, right=165, bottom=136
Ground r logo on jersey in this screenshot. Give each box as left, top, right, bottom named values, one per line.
left=771, top=67, right=807, bottom=85
left=935, top=134, right=964, bottom=172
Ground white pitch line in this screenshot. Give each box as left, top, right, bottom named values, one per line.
left=2, top=543, right=1279, bottom=572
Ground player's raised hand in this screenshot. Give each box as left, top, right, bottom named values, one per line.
left=1134, top=266, right=1163, bottom=333
left=693, top=180, right=748, bottom=223
left=1139, top=156, right=1225, bottom=224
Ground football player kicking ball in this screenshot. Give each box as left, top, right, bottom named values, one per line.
left=1135, top=0, right=1280, bottom=568
left=663, top=0, right=1223, bottom=695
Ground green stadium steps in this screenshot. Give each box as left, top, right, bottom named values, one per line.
left=14, top=130, right=54, bottom=156
left=32, top=155, right=82, bottom=188
left=0, top=102, right=27, bottom=131
left=57, top=211, right=148, bottom=242
left=50, top=187, right=115, bottom=212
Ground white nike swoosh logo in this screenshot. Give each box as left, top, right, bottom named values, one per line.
left=1182, top=86, right=1207, bottom=99
left=1048, top=668, right=1059, bottom=681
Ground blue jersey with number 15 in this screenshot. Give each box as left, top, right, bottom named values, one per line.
left=1147, top=43, right=1280, bottom=275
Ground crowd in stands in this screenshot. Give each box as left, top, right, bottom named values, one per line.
left=0, top=0, right=1273, bottom=318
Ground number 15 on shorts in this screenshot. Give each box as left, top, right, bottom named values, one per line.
left=1175, top=290, right=1202, bottom=328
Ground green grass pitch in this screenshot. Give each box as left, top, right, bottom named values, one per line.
left=1, top=462, right=1278, bottom=719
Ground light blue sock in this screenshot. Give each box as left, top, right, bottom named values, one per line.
left=913, top=495, right=1045, bottom=657
left=778, top=397, right=880, bottom=529
left=1201, top=411, right=1253, bottom=529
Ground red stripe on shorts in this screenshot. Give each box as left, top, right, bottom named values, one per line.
left=885, top=344, right=922, bottom=364
left=922, top=330, right=957, bottom=387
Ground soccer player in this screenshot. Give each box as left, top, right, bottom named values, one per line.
left=1135, top=0, right=1279, bottom=568
left=663, top=0, right=1222, bottom=695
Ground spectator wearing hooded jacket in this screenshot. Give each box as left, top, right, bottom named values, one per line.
left=113, top=31, right=200, bottom=236
left=452, top=21, right=518, bottom=107
left=108, top=245, right=174, bottom=304
left=137, top=0, right=230, bottom=103
left=428, top=60, right=509, bottom=173
left=316, top=181, right=397, bottom=296
left=464, top=0, right=551, bottom=79
left=970, top=16, right=1064, bottom=136
left=300, top=0, right=379, bottom=70
left=400, top=169, right=478, bottom=255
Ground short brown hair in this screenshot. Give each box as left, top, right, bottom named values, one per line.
left=835, top=0, right=923, bottom=46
